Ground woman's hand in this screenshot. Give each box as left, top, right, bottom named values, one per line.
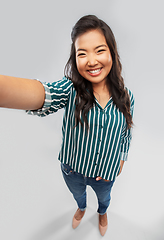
left=96, top=176, right=109, bottom=182
left=96, top=160, right=125, bottom=181
left=117, top=160, right=124, bottom=176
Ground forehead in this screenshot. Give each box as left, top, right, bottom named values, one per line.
left=75, top=29, right=107, bottom=50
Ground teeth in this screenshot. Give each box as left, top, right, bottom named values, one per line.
left=89, top=68, right=101, bottom=74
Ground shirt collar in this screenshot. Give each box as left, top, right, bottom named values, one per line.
left=94, top=96, right=113, bottom=110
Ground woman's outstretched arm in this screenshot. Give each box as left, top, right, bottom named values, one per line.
left=0, top=75, right=45, bottom=110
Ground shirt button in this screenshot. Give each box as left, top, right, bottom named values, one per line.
left=97, top=152, right=99, bottom=155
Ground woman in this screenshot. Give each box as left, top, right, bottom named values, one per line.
left=0, top=15, right=134, bottom=236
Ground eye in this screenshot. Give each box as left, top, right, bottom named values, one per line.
left=77, top=52, right=86, bottom=57
left=97, top=49, right=106, bottom=53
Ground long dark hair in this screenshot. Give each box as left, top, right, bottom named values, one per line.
left=64, top=15, right=133, bottom=129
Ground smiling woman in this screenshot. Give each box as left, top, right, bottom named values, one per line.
left=0, top=14, right=134, bottom=237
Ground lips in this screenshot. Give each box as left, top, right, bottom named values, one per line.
left=87, top=68, right=103, bottom=76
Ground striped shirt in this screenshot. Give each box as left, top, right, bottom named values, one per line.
left=27, top=77, right=134, bottom=181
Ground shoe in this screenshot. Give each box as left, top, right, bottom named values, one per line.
left=72, top=208, right=86, bottom=229
left=99, top=213, right=108, bottom=236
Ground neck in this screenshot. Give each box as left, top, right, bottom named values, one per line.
left=92, top=81, right=109, bottom=95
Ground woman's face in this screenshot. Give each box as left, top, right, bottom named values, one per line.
left=75, top=29, right=113, bottom=87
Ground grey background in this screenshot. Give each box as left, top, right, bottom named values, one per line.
left=0, top=0, right=163, bottom=239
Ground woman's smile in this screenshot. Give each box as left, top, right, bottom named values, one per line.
left=87, top=68, right=103, bottom=76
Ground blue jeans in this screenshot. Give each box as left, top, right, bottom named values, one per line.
left=61, top=163, right=115, bottom=215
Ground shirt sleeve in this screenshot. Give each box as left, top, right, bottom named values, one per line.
left=120, top=89, right=135, bottom=161
left=26, top=76, right=73, bottom=117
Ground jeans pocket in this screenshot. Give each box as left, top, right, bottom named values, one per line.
left=61, top=163, right=73, bottom=176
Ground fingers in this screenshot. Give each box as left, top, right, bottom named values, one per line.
left=96, top=176, right=102, bottom=181
left=96, top=176, right=110, bottom=182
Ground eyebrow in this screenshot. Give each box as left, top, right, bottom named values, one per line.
left=76, top=44, right=107, bottom=52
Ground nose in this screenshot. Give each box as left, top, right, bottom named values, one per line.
left=87, top=54, right=98, bottom=66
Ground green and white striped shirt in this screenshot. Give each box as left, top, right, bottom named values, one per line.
left=27, top=77, right=134, bottom=181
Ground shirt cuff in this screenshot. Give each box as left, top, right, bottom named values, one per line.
left=26, top=82, right=51, bottom=115
left=120, top=152, right=128, bottom=161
